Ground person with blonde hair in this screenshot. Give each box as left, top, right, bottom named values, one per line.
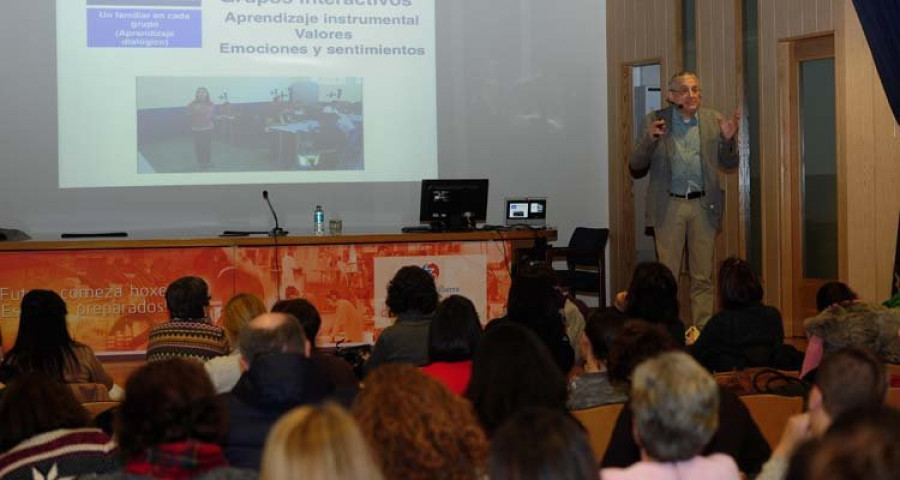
left=205, top=293, right=267, bottom=393
left=261, top=403, right=383, bottom=480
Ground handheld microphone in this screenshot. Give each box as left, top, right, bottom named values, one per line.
left=263, top=190, right=288, bottom=237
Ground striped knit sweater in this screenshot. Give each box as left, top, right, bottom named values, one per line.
left=146, top=318, right=229, bottom=364
left=0, top=428, right=118, bottom=480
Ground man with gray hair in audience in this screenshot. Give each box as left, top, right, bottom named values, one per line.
left=601, top=351, right=741, bottom=479
left=756, top=346, right=888, bottom=480
left=219, top=312, right=335, bottom=471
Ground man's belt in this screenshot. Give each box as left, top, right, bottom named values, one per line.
left=670, top=191, right=706, bottom=199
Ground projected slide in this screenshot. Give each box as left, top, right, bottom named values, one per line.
left=57, top=0, right=436, bottom=187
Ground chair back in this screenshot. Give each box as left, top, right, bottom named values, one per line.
left=570, top=402, right=624, bottom=460
left=886, top=363, right=900, bottom=387
left=740, top=394, right=804, bottom=449
left=886, top=387, right=900, bottom=409
left=567, top=227, right=609, bottom=269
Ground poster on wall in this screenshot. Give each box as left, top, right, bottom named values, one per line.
left=0, top=240, right=513, bottom=355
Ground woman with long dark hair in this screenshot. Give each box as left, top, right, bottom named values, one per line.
left=0, top=289, right=113, bottom=390
left=689, top=257, right=788, bottom=372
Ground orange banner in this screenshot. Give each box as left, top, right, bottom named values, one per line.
left=0, top=240, right=512, bottom=354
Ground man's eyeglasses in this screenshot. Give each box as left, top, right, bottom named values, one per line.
left=670, top=87, right=702, bottom=95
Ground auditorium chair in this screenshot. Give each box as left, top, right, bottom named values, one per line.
left=570, top=402, right=624, bottom=459
left=739, top=394, right=804, bottom=449
left=886, top=387, right=900, bottom=409
left=545, top=227, right=609, bottom=307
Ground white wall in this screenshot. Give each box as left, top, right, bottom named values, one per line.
left=0, top=0, right=608, bottom=244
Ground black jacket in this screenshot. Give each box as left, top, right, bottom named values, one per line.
left=690, top=303, right=785, bottom=372
left=219, top=353, right=333, bottom=470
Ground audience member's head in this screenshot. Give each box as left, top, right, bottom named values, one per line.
left=465, top=322, right=567, bottom=436
left=630, top=351, right=719, bottom=462
left=799, top=406, right=900, bottom=480
left=607, top=319, right=679, bottom=385
left=505, top=263, right=563, bottom=327
left=1, top=289, right=80, bottom=380
left=815, top=282, right=857, bottom=312
left=239, top=313, right=308, bottom=369
left=272, top=298, right=322, bottom=347
left=262, top=403, right=383, bottom=480
left=222, top=293, right=267, bottom=349
left=624, top=262, right=679, bottom=323
left=808, top=346, right=887, bottom=436
left=0, top=373, right=90, bottom=451
left=116, top=358, right=225, bottom=459
left=385, top=266, right=439, bottom=317
left=581, top=308, right=626, bottom=369
left=490, top=407, right=596, bottom=480
left=504, top=263, right=572, bottom=373
left=165, top=276, right=210, bottom=320
left=353, top=364, right=487, bottom=480
left=718, top=257, right=764, bottom=310
left=428, top=295, right=482, bottom=363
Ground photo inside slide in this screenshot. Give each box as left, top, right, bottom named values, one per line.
left=56, top=0, right=437, bottom=188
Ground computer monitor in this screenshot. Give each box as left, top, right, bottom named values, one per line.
left=419, top=179, right=489, bottom=231
left=505, top=198, right=547, bottom=227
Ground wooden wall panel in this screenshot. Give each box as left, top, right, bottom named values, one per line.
left=696, top=0, right=741, bottom=282
left=606, top=0, right=681, bottom=293
left=838, top=2, right=900, bottom=302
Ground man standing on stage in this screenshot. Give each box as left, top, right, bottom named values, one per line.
left=630, top=71, right=740, bottom=330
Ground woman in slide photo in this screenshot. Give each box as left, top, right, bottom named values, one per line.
left=187, top=87, right=215, bottom=170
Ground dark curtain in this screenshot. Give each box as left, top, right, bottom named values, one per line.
left=852, top=0, right=900, bottom=124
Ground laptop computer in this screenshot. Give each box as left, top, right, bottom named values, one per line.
left=504, top=198, right=547, bottom=227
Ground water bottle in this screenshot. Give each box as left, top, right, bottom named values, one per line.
left=314, top=205, right=325, bottom=235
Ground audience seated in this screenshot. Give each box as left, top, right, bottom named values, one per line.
left=568, top=309, right=627, bottom=410
left=690, top=257, right=797, bottom=372
left=205, top=293, right=267, bottom=393
left=0, top=290, right=115, bottom=399
left=465, top=322, right=568, bottom=436
left=420, top=294, right=482, bottom=395
left=620, top=262, right=687, bottom=346
left=600, top=351, right=740, bottom=479
left=97, top=358, right=254, bottom=479
left=271, top=298, right=359, bottom=400
left=220, top=312, right=334, bottom=471
left=490, top=407, right=597, bottom=480
left=261, top=403, right=383, bottom=480
left=801, top=281, right=900, bottom=377
left=0, top=374, right=118, bottom=479
left=497, top=263, right=575, bottom=374
left=146, top=276, right=228, bottom=363
left=756, top=346, right=887, bottom=480
left=353, top=364, right=487, bottom=480
left=364, top=266, right=439, bottom=373
left=602, top=320, right=771, bottom=475
left=791, top=405, right=900, bottom=480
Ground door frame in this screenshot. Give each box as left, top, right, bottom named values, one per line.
left=776, top=33, right=843, bottom=335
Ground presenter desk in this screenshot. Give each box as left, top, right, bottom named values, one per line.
left=0, top=229, right=555, bottom=384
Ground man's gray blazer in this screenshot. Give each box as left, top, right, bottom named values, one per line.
left=630, top=106, right=739, bottom=231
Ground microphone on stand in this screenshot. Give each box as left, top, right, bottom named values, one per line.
left=263, top=190, right=288, bottom=237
